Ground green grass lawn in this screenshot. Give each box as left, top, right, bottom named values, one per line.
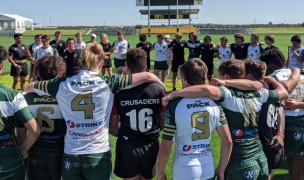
left=252, top=28, right=304, bottom=35
left=0, top=31, right=296, bottom=179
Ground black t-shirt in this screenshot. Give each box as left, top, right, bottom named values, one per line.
left=185, top=40, right=202, bottom=59
left=63, top=49, right=81, bottom=77
left=136, top=41, right=153, bottom=60
left=101, top=42, right=112, bottom=59
left=264, top=45, right=279, bottom=51
left=230, top=43, right=250, bottom=60
left=8, top=44, right=27, bottom=60
left=50, top=40, right=66, bottom=57
left=168, top=40, right=186, bottom=61
left=200, top=43, right=216, bottom=62
left=113, top=83, right=166, bottom=140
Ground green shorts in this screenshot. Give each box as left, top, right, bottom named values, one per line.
left=0, top=157, right=25, bottom=180
left=114, top=58, right=126, bottom=69
left=284, top=116, right=304, bottom=156
left=154, top=61, right=168, bottom=70
left=62, top=151, right=112, bottom=180
left=226, top=152, right=269, bottom=180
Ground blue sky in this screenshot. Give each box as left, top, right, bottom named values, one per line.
left=0, top=0, right=303, bottom=26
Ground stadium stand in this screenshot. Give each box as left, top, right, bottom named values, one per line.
left=197, top=28, right=253, bottom=35
left=140, top=25, right=197, bottom=34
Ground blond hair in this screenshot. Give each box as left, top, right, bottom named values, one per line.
left=79, top=43, right=104, bottom=70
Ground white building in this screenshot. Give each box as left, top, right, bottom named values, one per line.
left=0, top=13, right=33, bottom=36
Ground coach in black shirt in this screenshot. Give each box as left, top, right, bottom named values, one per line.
left=50, top=31, right=66, bottom=57
left=230, top=33, right=250, bottom=60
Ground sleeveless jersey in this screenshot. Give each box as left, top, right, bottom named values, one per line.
left=247, top=44, right=264, bottom=60
left=23, top=93, right=66, bottom=154
left=34, top=70, right=132, bottom=155
left=218, top=46, right=232, bottom=63
left=288, top=46, right=304, bottom=69
left=0, top=85, right=33, bottom=158
left=185, top=40, right=202, bottom=59
left=112, top=40, right=131, bottom=59
left=217, top=86, right=279, bottom=158
left=272, top=68, right=304, bottom=116
left=163, top=97, right=226, bottom=168
left=112, top=83, right=165, bottom=140
left=153, top=42, right=168, bottom=62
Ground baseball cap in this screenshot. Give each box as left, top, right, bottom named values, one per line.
left=164, top=35, right=170, bottom=39
left=91, top=34, right=97, bottom=38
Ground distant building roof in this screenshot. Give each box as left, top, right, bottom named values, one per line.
left=0, top=13, right=33, bottom=22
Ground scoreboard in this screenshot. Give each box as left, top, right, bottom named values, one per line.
left=150, top=14, right=190, bottom=19
left=136, top=0, right=203, bottom=6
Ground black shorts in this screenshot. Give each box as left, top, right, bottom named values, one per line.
left=10, top=63, right=28, bottom=77
left=203, top=61, right=214, bottom=75
left=263, top=148, right=284, bottom=172
left=171, top=59, right=185, bottom=72
left=103, top=58, right=112, bottom=68
left=147, top=57, right=151, bottom=70
left=114, top=137, right=159, bottom=179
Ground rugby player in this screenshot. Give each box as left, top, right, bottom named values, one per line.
left=110, top=48, right=166, bottom=180
left=230, top=33, right=250, bottom=60
left=200, top=35, right=216, bottom=82
left=184, top=32, right=202, bottom=59
left=157, top=58, right=232, bottom=180
left=286, top=35, right=304, bottom=69
left=63, top=38, right=81, bottom=77
left=50, top=31, right=66, bottom=57
left=28, top=34, right=42, bottom=83
left=75, top=32, right=86, bottom=50
left=136, top=34, right=153, bottom=72
left=100, top=33, right=113, bottom=76
left=215, top=36, right=232, bottom=64
left=247, top=34, right=264, bottom=60
left=152, top=34, right=169, bottom=83
left=264, top=35, right=279, bottom=51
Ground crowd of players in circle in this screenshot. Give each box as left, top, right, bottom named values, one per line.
left=0, top=30, right=304, bottom=180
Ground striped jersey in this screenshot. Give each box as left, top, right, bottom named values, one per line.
left=22, top=93, right=66, bottom=154
left=163, top=97, right=227, bottom=168
left=34, top=70, right=132, bottom=155
left=272, top=68, right=304, bottom=116
left=217, top=86, right=279, bottom=158
left=288, top=46, right=304, bottom=69
left=185, top=40, right=202, bottom=59
left=0, top=85, right=33, bottom=157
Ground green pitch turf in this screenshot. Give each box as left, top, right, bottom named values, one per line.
left=0, top=31, right=296, bottom=179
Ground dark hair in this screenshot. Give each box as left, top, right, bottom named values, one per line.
left=251, top=34, right=259, bottom=40
left=180, top=58, right=208, bottom=85
left=126, top=48, right=147, bottom=73
left=41, top=35, right=50, bottom=41
left=14, top=33, right=22, bottom=39
left=35, top=34, right=42, bottom=39
left=117, top=30, right=125, bottom=35
left=157, top=34, right=164, bottom=39
left=264, top=35, right=275, bottom=43
left=244, top=60, right=267, bottom=80
left=220, top=36, right=228, bottom=42
left=54, top=31, right=61, bottom=35
left=218, top=59, right=245, bottom=79
left=234, top=33, right=245, bottom=42
left=188, top=32, right=197, bottom=41
left=34, top=55, right=66, bottom=80
left=291, top=35, right=301, bottom=43
left=175, top=33, right=182, bottom=39
left=66, top=38, right=75, bottom=44
left=0, top=45, right=8, bottom=63
left=204, top=35, right=212, bottom=41
left=260, top=49, right=286, bottom=75
left=139, top=34, right=147, bottom=42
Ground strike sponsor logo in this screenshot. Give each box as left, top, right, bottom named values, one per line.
left=66, top=120, right=104, bottom=129
left=232, top=129, right=244, bottom=137
left=182, top=144, right=210, bottom=152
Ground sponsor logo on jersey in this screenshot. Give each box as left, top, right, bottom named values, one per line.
left=33, top=97, right=57, bottom=103
left=70, top=80, right=95, bottom=86
left=0, top=134, right=11, bottom=140
left=243, top=169, right=255, bottom=180
left=182, top=144, right=210, bottom=152
left=186, top=100, right=210, bottom=109
left=293, top=132, right=302, bottom=141
left=66, top=120, right=104, bottom=128
left=232, top=129, right=244, bottom=137
left=243, top=128, right=258, bottom=136
left=68, top=129, right=103, bottom=139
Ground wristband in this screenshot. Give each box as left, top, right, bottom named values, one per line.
left=276, top=132, right=285, bottom=139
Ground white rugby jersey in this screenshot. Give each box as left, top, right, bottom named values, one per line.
left=29, top=43, right=42, bottom=64
left=153, top=42, right=169, bottom=62
left=288, top=46, right=304, bottom=69
left=34, top=70, right=132, bottom=155
left=218, top=46, right=232, bottom=63
left=247, top=44, right=263, bottom=60
left=35, top=46, right=58, bottom=60
left=75, top=41, right=86, bottom=50
left=112, top=40, right=131, bottom=59
left=272, top=68, right=304, bottom=116
left=163, top=97, right=226, bottom=171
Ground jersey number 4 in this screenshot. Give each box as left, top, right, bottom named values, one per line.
left=191, top=111, right=210, bottom=141
left=71, top=91, right=95, bottom=119
left=126, top=108, right=153, bottom=133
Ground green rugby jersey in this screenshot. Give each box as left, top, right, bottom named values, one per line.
left=0, top=84, right=33, bottom=157
left=217, top=86, right=279, bottom=158
left=17, top=93, right=66, bottom=154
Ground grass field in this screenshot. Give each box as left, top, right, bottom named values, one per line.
left=0, top=31, right=297, bottom=179
left=252, top=28, right=304, bottom=35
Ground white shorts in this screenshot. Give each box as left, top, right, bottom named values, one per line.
left=173, top=163, right=214, bottom=180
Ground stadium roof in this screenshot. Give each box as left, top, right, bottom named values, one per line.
left=139, top=9, right=199, bottom=15
left=0, top=13, right=33, bottom=22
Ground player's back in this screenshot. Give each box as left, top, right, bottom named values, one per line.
left=114, top=82, right=165, bottom=140
left=166, top=97, right=221, bottom=166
